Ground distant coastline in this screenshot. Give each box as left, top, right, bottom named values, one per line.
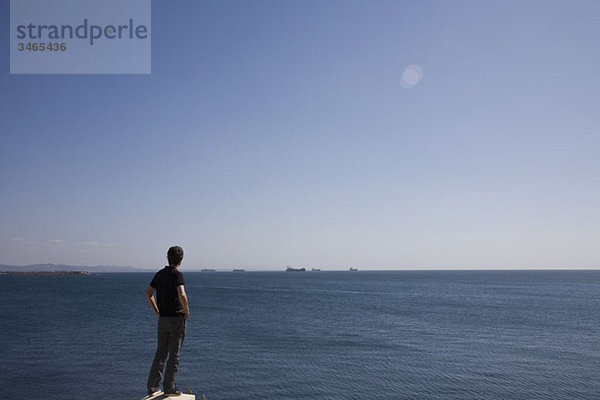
left=0, top=270, right=91, bottom=276
left=0, top=263, right=147, bottom=273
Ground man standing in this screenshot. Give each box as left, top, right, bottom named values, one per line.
left=145, top=246, right=190, bottom=397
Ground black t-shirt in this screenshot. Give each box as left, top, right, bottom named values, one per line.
left=150, top=266, right=186, bottom=317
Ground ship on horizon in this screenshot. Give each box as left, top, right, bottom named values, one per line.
left=286, top=266, right=306, bottom=272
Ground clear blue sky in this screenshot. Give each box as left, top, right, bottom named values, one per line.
left=1, top=1, right=599, bottom=269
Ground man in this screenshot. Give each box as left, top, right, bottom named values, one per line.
left=145, top=246, right=190, bottom=397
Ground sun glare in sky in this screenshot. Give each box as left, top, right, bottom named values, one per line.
left=400, top=64, right=423, bottom=88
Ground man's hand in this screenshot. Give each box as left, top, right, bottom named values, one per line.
left=145, top=286, right=160, bottom=316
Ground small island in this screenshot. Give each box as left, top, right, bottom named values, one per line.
left=286, top=266, right=306, bottom=272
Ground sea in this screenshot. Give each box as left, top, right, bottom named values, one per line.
left=1, top=270, right=599, bottom=400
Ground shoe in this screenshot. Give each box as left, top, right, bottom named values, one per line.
left=145, top=389, right=163, bottom=398
left=164, top=389, right=182, bottom=397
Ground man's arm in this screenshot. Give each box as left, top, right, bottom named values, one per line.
left=177, top=285, right=190, bottom=317
left=145, top=286, right=159, bottom=316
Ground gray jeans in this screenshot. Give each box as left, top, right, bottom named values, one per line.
left=147, top=316, right=186, bottom=393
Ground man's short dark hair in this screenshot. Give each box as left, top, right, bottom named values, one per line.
left=167, top=246, right=184, bottom=266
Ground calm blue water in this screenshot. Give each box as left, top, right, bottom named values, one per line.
left=1, top=270, right=599, bottom=400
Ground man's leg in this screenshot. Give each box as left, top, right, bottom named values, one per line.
left=147, top=317, right=169, bottom=393
left=163, top=316, right=186, bottom=393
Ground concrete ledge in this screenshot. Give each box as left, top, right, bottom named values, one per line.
left=141, top=393, right=195, bottom=400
